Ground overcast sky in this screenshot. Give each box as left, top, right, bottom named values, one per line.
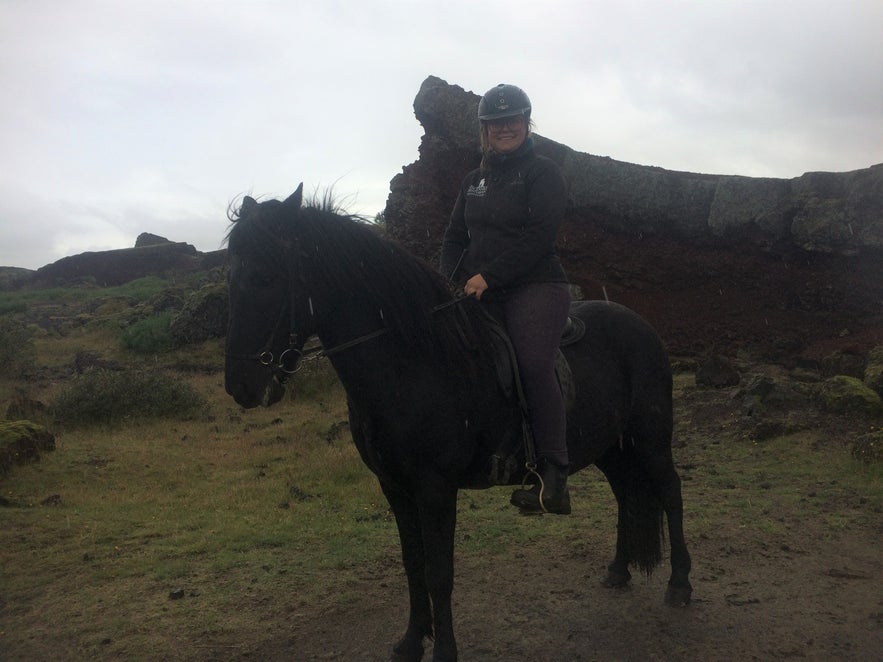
left=1, top=0, right=881, bottom=270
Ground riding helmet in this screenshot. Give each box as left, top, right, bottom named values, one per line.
left=477, top=84, right=532, bottom=121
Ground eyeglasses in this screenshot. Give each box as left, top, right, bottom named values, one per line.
left=485, top=115, right=525, bottom=131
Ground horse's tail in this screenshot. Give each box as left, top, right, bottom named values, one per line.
left=621, top=440, right=665, bottom=575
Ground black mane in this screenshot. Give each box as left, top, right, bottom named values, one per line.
left=229, top=197, right=492, bottom=365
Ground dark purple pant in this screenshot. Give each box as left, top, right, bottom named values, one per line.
left=495, top=282, right=571, bottom=466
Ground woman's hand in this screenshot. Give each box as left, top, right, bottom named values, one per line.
left=464, top=274, right=489, bottom=300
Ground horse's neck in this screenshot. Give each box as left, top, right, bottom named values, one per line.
left=312, top=289, right=385, bottom=348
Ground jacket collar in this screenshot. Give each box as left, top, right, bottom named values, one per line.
left=486, top=136, right=535, bottom=168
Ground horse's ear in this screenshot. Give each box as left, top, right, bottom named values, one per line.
left=283, top=183, right=304, bottom=209
left=240, top=196, right=258, bottom=215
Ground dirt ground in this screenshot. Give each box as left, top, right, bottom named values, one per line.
left=239, top=535, right=881, bottom=661
left=253, top=535, right=880, bottom=662
left=206, top=370, right=881, bottom=662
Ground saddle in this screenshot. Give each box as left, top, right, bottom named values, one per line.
left=482, top=306, right=585, bottom=485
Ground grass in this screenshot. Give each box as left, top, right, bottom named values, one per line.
left=0, top=359, right=399, bottom=659
left=0, top=276, right=174, bottom=311
left=674, top=428, right=882, bottom=546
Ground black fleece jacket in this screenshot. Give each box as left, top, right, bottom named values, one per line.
left=440, top=139, right=568, bottom=293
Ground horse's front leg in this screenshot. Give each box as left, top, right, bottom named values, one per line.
left=415, top=476, right=459, bottom=662
left=382, top=481, right=433, bottom=662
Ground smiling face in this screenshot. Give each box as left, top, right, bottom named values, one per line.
left=485, top=114, right=527, bottom=154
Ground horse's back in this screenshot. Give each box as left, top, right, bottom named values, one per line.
left=565, top=300, right=673, bottom=467
left=569, top=300, right=669, bottom=366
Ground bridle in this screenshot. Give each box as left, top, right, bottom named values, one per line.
left=225, top=212, right=470, bottom=379
left=232, top=326, right=390, bottom=377
left=224, top=234, right=394, bottom=378
left=227, top=280, right=468, bottom=378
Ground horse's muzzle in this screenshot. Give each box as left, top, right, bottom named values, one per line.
left=225, top=360, right=286, bottom=408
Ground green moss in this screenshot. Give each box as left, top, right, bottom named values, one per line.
left=815, top=375, right=883, bottom=417
left=0, top=420, right=55, bottom=476
left=863, top=346, right=883, bottom=398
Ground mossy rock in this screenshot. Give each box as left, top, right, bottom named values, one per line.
left=169, top=282, right=228, bottom=345
left=820, top=350, right=866, bottom=379
left=5, top=396, right=51, bottom=426
left=0, top=420, right=56, bottom=477
left=696, top=354, right=740, bottom=388
left=814, top=375, right=883, bottom=417
left=863, top=346, right=883, bottom=398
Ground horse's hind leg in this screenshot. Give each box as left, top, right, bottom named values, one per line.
left=639, top=446, right=693, bottom=606
left=596, top=441, right=692, bottom=605
left=652, top=450, right=693, bottom=605
left=595, top=447, right=633, bottom=589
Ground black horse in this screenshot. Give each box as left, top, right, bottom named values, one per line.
left=224, top=184, right=692, bottom=662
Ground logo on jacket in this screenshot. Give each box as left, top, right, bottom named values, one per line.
left=467, top=178, right=487, bottom=197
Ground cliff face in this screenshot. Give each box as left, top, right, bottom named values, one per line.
left=384, top=76, right=883, bottom=360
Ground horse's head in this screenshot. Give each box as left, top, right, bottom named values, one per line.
left=224, top=183, right=317, bottom=408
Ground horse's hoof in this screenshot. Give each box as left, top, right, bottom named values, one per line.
left=664, top=583, right=692, bottom=607
left=391, top=637, right=424, bottom=662
left=600, top=568, right=631, bottom=589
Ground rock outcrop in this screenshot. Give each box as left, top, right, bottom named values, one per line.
left=29, top=242, right=224, bottom=288
left=384, top=76, right=883, bottom=360
left=135, top=232, right=173, bottom=248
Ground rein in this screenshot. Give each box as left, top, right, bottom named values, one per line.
left=302, top=328, right=389, bottom=362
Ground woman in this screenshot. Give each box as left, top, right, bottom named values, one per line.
left=440, top=83, right=572, bottom=515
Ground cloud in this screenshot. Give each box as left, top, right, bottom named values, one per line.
left=0, top=0, right=880, bottom=269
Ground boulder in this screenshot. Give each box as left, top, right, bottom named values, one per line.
left=169, top=282, right=228, bottom=345
left=135, top=232, right=172, bottom=247
left=820, top=350, right=866, bottom=380
left=696, top=355, right=740, bottom=388
left=814, top=375, right=883, bottom=417
left=863, top=346, right=883, bottom=397
left=0, top=420, right=55, bottom=477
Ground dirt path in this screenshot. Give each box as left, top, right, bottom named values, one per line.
left=219, top=373, right=882, bottom=661
left=228, top=509, right=880, bottom=661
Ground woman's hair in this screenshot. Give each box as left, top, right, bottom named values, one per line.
left=479, top=117, right=534, bottom=171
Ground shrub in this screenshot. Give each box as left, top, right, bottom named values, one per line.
left=52, top=368, right=207, bottom=428
left=0, top=300, right=28, bottom=315
left=0, top=317, right=37, bottom=377
left=121, top=312, right=175, bottom=354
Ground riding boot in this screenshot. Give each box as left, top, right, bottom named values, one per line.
left=510, top=458, right=571, bottom=515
